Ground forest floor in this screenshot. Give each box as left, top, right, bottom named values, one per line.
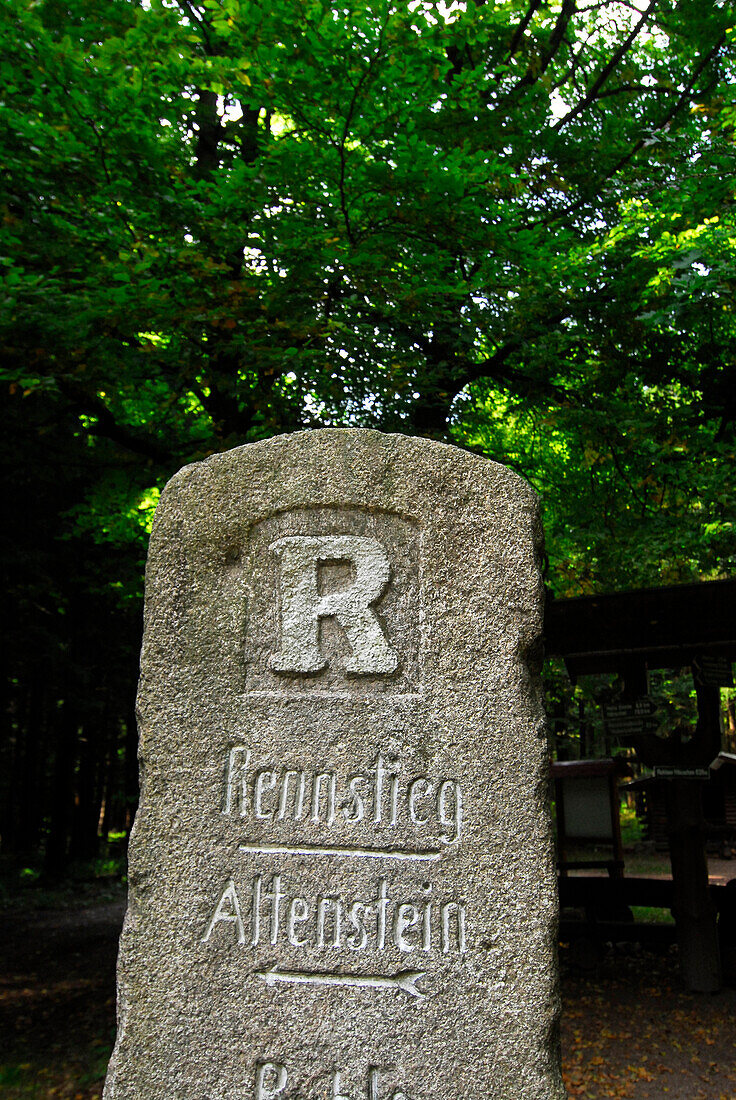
left=0, top=865, right=735, bottom=1100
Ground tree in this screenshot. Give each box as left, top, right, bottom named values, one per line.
left=1, top=0, right=734, bottom=865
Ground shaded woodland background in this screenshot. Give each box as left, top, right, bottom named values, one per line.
left=1, top=0, right=735, bottom=877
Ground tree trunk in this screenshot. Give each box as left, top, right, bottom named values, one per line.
left=70, top=727, right=101, bottom=861
left=124, top=704, right=140, bottom=837
left=17, top=678, right=45, bottom=859
left=44, top=698, right=79, bottom=878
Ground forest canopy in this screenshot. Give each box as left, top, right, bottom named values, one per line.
left=1, top=0, right=734, bottom=867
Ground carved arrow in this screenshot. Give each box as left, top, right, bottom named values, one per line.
left=256, top=965, right=426, bottom=999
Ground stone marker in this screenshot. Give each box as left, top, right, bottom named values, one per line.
left=104, top=429, right=564, bottom=1100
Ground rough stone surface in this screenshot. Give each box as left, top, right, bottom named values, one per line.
left=104, top=429, right=564, bottom=1100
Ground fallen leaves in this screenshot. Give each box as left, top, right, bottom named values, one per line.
left=560, top=944, right=736, bottom=1099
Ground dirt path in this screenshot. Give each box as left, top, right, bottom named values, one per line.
left=0, top=900, right=122, bottom=1098
left=1, top=900, right=735, bottom=1099
left=559, top=943, right=736, bottom=1099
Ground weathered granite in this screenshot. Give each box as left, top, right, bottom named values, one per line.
left=104, top=428, right=564, bottom=1100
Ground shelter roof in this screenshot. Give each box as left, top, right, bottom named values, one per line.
left=544, top=578, right=736, bottom=677
left=551, top=758, right=631, bottom=779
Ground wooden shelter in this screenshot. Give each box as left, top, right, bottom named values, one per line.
left=545, top=578, right=736, bottom=992
left=545, top=577, right=736, bottom=685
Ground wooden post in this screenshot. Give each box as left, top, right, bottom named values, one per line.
left=718, top=880, right=736, bottom=986
left=665, top=778, right=720, bottom=992
left=608, top=770, right=625, bottom=880
left=622, top=659, right=723, bottom=991
left=620, top=657, right=648, bottom=704
left=694, top=683, right=724, bottom=760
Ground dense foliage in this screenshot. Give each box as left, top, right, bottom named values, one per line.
left=1, top=0, right=734, bottom=867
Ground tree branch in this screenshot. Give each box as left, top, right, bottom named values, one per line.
left=604, top=29, right=728, bottom=179
left=193, top=88, right=223, bottom=179
left=56, top=378, right=174, bottom=463
left=335, top=15, right=389, bottom=245
left=552, top=1, right=657, bottom=130
left=503, top=0, right=577, bottom=98
left=177, top=0, right=214, bottom=51
left=516, top=27, right=728, bottom=234
left=505, top=0, right=543, bottom=65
